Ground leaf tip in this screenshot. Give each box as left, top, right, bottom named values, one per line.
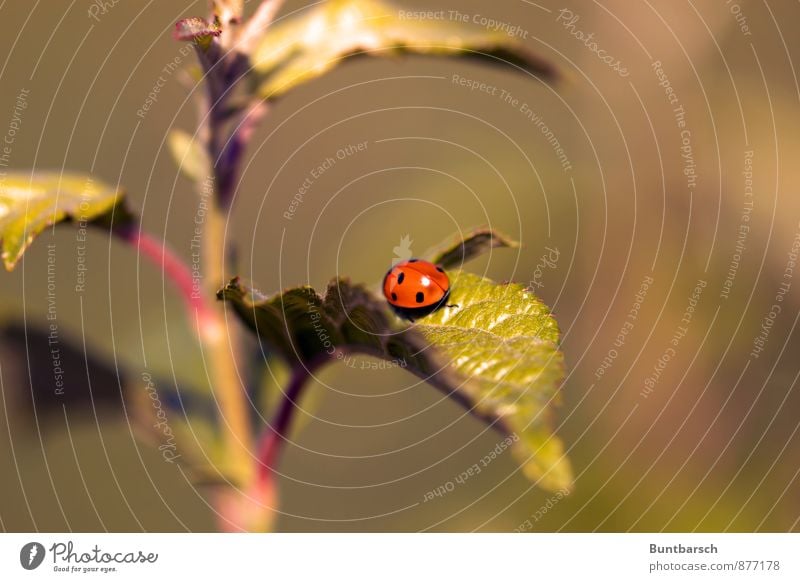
left=216, top=276, right=242, bottom=300
left=430, top=227, right=520, bottom=269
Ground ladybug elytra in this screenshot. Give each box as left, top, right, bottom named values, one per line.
left=383, top=259, right=450, bottom=320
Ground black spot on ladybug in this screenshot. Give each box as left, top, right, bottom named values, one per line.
left=436, top=266, right=444, bottom=272
left=397, top=272, right=405, bottom=284
left=416, top=291, right=425, bottom=303
left=409, top=259, right=418, bottom=263
left=391, top=292, right=397, bottom=301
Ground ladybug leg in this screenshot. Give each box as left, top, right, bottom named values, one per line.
left=438, top=290, right=458, bottom=311
left=389, top=305, right=419, bottom=322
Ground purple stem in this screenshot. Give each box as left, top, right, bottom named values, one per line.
left=212, top=82, right=268, bottom=209
left=255, top=349, right=336, bottom=480
left=255, top=367, right=310, bottom=479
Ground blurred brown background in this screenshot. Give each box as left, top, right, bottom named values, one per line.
left=0, top=0, right=799, bottom=531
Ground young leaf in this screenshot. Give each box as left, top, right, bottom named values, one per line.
left=174, top=17, right=223, bottom=42
left=427, top=227, right=520, bottom=269
left=168, top=129, right=211, bottom=183
left=219, top=270, right=572, bottom=492
left=0, top=172, right=130, bottom=270
left=249, top=0, right=559, bottom=100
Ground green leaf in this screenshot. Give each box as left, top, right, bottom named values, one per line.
left=250, top=0, right=558, bottom=100
left=416, top=271, right=571, bottom=491
left=0, top=172, right=130, bottom=271
left=219, top=271, right=572, bottom=492
left=168, top=129, right=211, bottom=183
left=427, top=227, right=519, bottom=269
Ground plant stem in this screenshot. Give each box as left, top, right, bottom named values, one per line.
left=256, top=367, right=311, bottom=479
left=117, top=221, right=252, bottom=482
left=254, top=348, right=338, bottom=481
left=201, top=196, right=254, bottom=484
left=116, top=224, right=217, bottom=337
left=184, top=6, right=276, bottom=523
left=193, top=40, right=261, bottom=486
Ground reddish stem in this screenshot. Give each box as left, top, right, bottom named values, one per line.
left=117, top=224, right=219, bottom=338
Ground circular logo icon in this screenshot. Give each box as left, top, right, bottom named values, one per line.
left=19, top=542, right=45, bottom=570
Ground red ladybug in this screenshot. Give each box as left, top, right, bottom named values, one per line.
left=383, top=259, right=450, bottom=320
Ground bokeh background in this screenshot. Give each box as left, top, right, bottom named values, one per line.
left=1, top=0, right=799, bottom=532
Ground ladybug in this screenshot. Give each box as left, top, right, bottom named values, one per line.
left=383, top=259, right=450, bottom=320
